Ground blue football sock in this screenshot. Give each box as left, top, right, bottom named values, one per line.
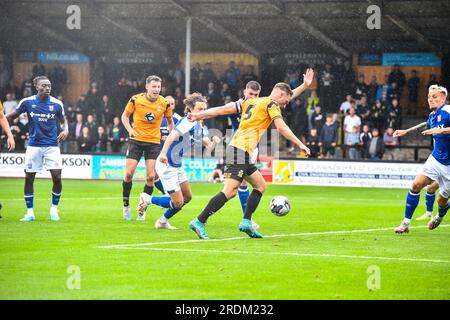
left=24, top=193, right=34, bottom=209
left=438, top=203, right=449, bottom=218
left=154, top=179, right=165, bottom=194
left=238, top=186, right=250, bottom=214
left=151, top=196, right=172, bottom=208
left=425, top=192, right=435, bottom=213
left=52, top=191, right=62, bottom=206
left=404, top=190, right=420, bottom=219
left=164, top=207, right=182, bottom=219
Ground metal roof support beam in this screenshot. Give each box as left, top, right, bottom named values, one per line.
left=266, top=0, right=351, bottom=58
left=98, top=14, right=168, bottom=55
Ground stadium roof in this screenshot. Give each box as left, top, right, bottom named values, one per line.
left=2, top=0, right=450, bottom=59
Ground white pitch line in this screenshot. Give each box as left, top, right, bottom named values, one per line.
left=98, top=247, right=450, bottom=264
left=96, top=224, right=450, bottom=249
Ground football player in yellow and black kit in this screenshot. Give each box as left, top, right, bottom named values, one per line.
left=121, top=75, right=173, bottom=221
left=0, top=99, right=15, bottom=151
left=188, top=68, right=314, bottom=239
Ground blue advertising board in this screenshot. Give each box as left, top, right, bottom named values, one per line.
left=382, top=53, right=441, bottom=66
left=37, top=51, right=90, bottom=64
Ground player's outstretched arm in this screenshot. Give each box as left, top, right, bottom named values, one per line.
left=291, top=68, right=314, bottom=100
left=188, top=102, right=237, bottom=121
left=167, top=116, right=174, bottom=132
left=273, top=118, right=310, bottom=156
left=0, top=112, right=15, bottom=151
left=158, top=129, right=180, bottom=164
left=393, top=122, right=427, bottom=137
left=121, top=110, right=138, bottom=137
left=202, top=136, right=220, bottom=153
left=422, top=126, right=450, bottom=135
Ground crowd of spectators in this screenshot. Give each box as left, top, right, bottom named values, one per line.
left=0, top=60, right=442, bottom=161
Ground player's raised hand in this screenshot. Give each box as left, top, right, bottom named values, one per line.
left=393, top=129, right=406, bottom=137
left=303, top=68, right=314, bottom=87
left=299, top=144, right=311, bottom=157
left=7, top=135, right=15, bottom=151
left=187, top=112, right=198, bottom=122
left=57, top=130, right=68, bottom=143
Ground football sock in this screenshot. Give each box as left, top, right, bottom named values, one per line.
left=238, top=186, right=250, bottom=214
left=163, top=207, right=182, bottom=220
left=154, top=179, right=165, bottom=194
left=51, top=191, right=61, bottom=213
left=24, top=193, right=34, bottom=215
left=144, top=184, right=154, bottom=196
left=404, top=190, right=420, bottom=220
left=198, top=192, right=228, bottom=223
left=438, top=203, right=449, bottom=218
left=243, top=189, right=263, bottom=220
left=425, top=192, right=435, bottom=214
left=122, top=181, right=132, bottom=207
left=151, top=195, right=172, bottom=208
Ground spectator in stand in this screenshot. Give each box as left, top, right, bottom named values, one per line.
left=319, top=114, right=339, bottom=159
left=2, top=93, right=17, bottom=115
left=319, top=64, right=335, bottom=113
left=4, top=79, right=21, bottom=99
left=407, top=70, right=420, bottom=115
left=32, top=62, right=46, bottom=79
left=306, top=128, right=320, bottom=158
left=285, top=67, right=300, bottom=89
left=386, top=98, right=402, bottom=130
left=100, top=95, right=114, bottom=128
left=95, top=126, right=108, bottom=152
left=65, top=104, right=77, bottom=125
left=370, top=99, right=387, bottom=132
left=383, top=127, right=399, bottom=160
left=85, top=114, right=98, bottom=142
left=190, top=63, right=201, bottom=92
left=427, top=73, right=439, bottom=88
left=20, top=78, right=33, bottom=98
left=223, top=61, right=240, bottom=95
left=359, top=124, right=372, bottom=159
left=241, top=65, right=258, bottom=85
left=75, top=94, right=88, bottom=115
left=344, top=106, right=361, bottom=145
left=367, top=75, right=379, bottom=105
left=354, top=74, right=368, bottom=104
left=77, top=126, right=93, bottom=153
left=110, top=116, right=126, bottom=153
left=173, top=63, right=185, bottom=90
left=203, top=62, right=217, bottom=88
left=346, top=125, right=361, bottom=160
left=366, top=128, right=385, bottom=160
left=356, top=95, right=371, bottom=128
left=307, top=90, right=320, bottom=116
left=220, top=82, right=232, bottom=102
left=49, top=62, right=67, bottom=96
left=9, top=117, right=28, bottom=151
left=339, top=94, right=353, bottom=115
left=377, top=75, right=391, bottom=104
left=310, top=104, right=325, bottom=133
left=388, top=65, right=406, bottom=99
left=173, top=86, right=185, bottom=115
left=86, top=84, right=102, bottom=122
left=293, top=98, right=308, bottom=146
left=69, top=113, right=84, bottom=142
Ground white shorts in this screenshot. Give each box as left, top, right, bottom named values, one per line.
left=24, top=146, right=62, bottom=173
left=421, top=155, right=450, bottom=198
left=155, top=157, right=188, bottom=194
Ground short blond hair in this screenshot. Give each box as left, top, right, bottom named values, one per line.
left=429, top=84, right=447, bottom=96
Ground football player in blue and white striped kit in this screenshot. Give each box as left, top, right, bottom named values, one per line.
left=137, top=93, right=220, bottom=229
left=6, top=76, right=69, bottom=222
left=228, top=81, right=261, bottom=229
left=393, top=84, right=450, bottom=233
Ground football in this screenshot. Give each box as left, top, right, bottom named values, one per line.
left=270, top=195, right=291, bottom=216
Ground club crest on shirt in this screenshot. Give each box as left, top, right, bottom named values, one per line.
left=145, top=112, right=155, bottom=122
left=49, top=105, right=54, bottom=111
left=157, top=105, right=162, bottom=112
left=437, top=115, right=441, bottom=122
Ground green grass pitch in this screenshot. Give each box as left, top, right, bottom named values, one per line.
left=0, top=178, right=449, bottom=300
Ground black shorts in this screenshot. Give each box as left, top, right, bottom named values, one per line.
left=126, top=140, right=160, bottom=161
left=223, top=146, right=258, bottom=182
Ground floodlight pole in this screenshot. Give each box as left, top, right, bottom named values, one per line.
left=185, top=17, right=192, bottom=97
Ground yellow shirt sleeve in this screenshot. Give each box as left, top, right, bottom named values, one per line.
left=267, top=101, right=282, bottom=121
left=0, top=100, right=3, bottom=113
left=124, top=96, right=136, bottom=114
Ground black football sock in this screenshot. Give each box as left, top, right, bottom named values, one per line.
left=243, top=189, right=263, bottom=220
left=197, top=192, right=228, bottom=223
left=144, top=184, right=154, bottom=196
left=122, top=181, right=132, bottom=207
